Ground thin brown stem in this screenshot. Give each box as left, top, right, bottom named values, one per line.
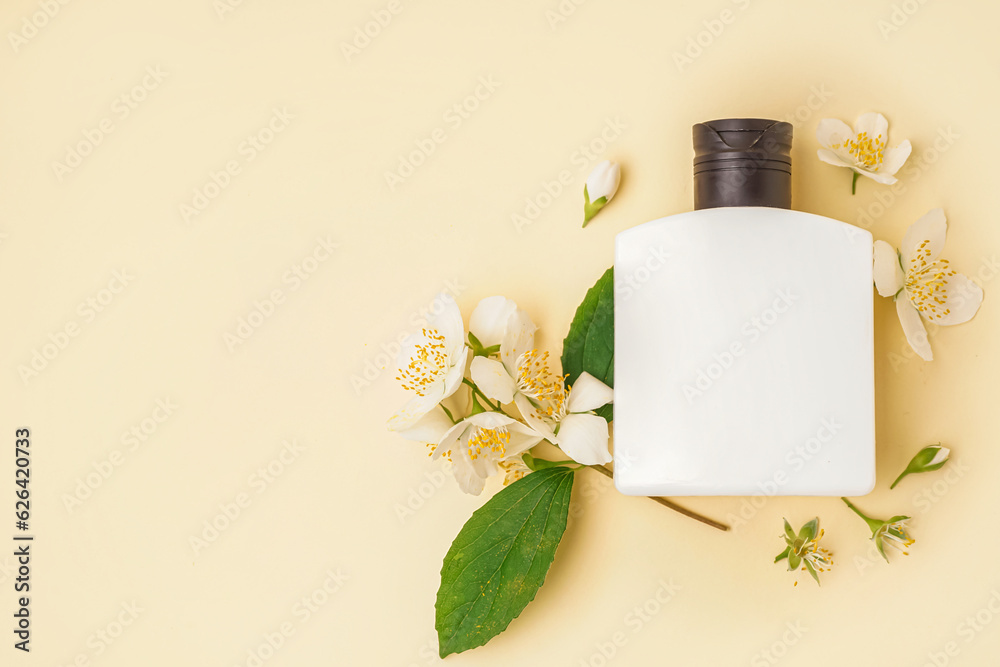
left=589, top=465, right=729, bottom=532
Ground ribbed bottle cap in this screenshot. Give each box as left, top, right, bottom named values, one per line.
left=692, top=119, right=793, bottom=210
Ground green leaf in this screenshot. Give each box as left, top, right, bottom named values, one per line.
left=561, top=267, right=614, bottom=422
left=788, top=552, right=801, bottom=571
left=435, top=467, right=575, bottom=658
left=468, top=330, right=484, bottom=354
left=873, top=536, right=888, bottom=562
left=522, top=452, right=575, bottom=471
left=774, top=547, right=790, bottom=563
left=783, top=519, right=796, bottom=542
left=798, top=518, right=819, bottom=542
left=803, top=560, right=820, bottom=586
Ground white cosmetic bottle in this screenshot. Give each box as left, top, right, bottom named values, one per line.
left=613, top=119, right=875, bottom=496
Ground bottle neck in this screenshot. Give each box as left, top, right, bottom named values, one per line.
left=693, top=160, right=791, bottom=210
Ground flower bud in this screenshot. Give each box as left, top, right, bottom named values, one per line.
left=583, top=160, right=621, bottom=227
left=890, top=443, right=950, bottom=489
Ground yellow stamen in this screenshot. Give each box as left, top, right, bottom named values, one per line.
left=467, top=426, right=510, bottom=461
left=396, top=328, right=449, bottom=396
left=842, top=130, right=886, bottom=170
left=516, top=349, right=568, bottom=421
left=905, top=243, right=957, bottom=321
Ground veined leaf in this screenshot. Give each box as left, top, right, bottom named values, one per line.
left=435, top=467, right=575, bottom=657
left=561, top=267, right=614, bottom=421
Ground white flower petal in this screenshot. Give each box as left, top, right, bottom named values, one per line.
left=387, top=389, right=445, bottom=432
left=896, top=298, right=933, bottom=361
left=853, top=112, right=889, bottom=143
left=500, top=308, right=537, bottom=376
left=873, top=241, right=904, bottom=297
left=817, top=148, right=854, bottom=169
left=514, top=393, right=556, bottom=442
left=395, top=332, right=427, bottom=371
left=815, top=118, right=854, bottom=149
left=879, top=140, right=911, bottom=177
left=901, top=208, right=947, bottom=265
left=466, top=411, right=516, bottom=429
left=469, top=296, right=517, bottom=348
left=470, top=451, right=498, bottom=481
left=858, top=169, right=897, bottom=185
left=426, top=293, right=466, bottom=357
left=445, top=421, right=496, bottom=483
left=452, top=444, right=486, bottom=495
left=442, top=346, right=470, bottom=400
left=454, top=423, right=501, bottom=480
left=933, top=273, right=983, bottom=326
left=928, top=446, right=950, bottom=466
left=566, top=371, right=614, bottom=413
left=433, top=420, right=468, bottom=460
left=470, top=356, right=516, bottom=404
left=505, top=421, right=544, bottom=457
left=586, top=160, right=621, bottom=202
left=394, top=407, right=455, bottom=443
left=556, top=413, right=611, bottom=465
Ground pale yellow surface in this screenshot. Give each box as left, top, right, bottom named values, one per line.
left=1, top=0, right=998, bottom=665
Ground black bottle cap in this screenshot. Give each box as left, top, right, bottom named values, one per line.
left=692, top=118, right=792, bottom=210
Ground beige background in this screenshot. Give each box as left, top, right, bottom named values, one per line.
left=1, top=0, right=998, bottom=665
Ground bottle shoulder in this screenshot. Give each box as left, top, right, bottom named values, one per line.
left=615, top=207, right=873, bottom=246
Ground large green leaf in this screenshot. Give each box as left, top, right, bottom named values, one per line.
left=561, top=267, right=614, bottom=421
left=435, top=467, right=575, bottom=657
